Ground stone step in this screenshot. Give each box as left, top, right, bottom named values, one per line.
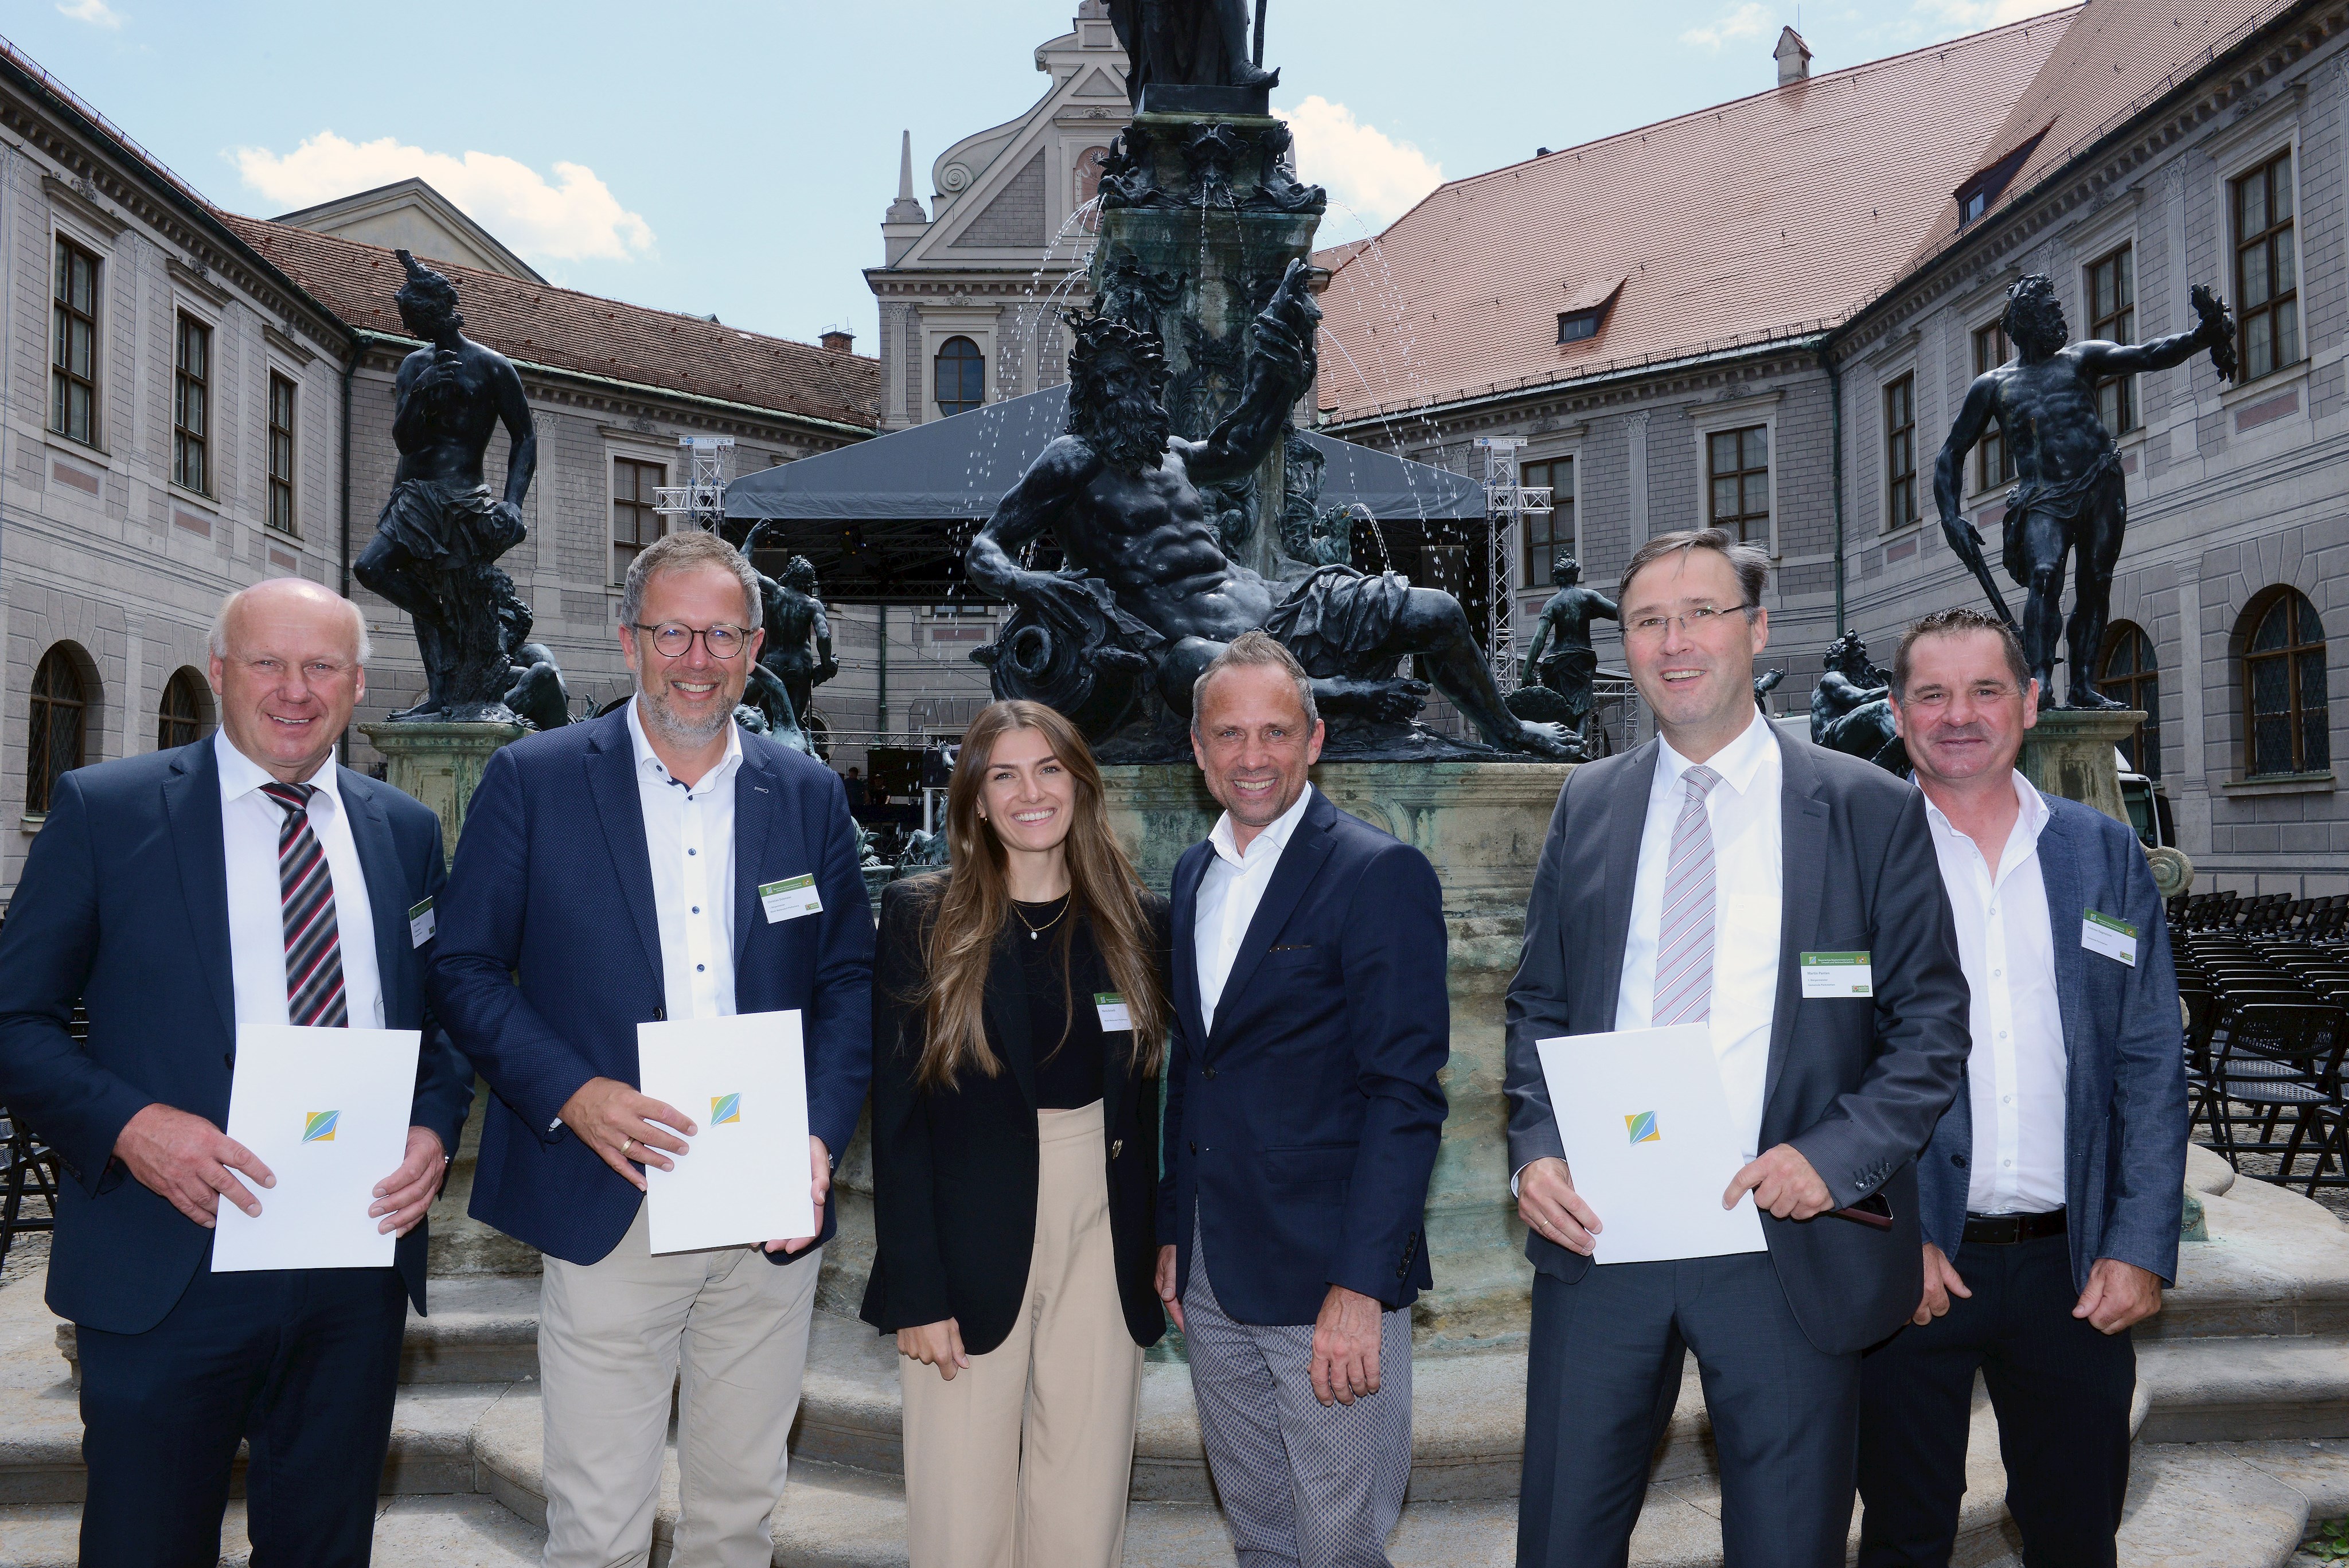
left=0, top=1494, right=546, bottom=1568
left=2139, top=1335, right=2349, bottom=1444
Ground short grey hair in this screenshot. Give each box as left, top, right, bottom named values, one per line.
left=1891, top=607, right=2031, bottom=701
left=619, top=529, right=762, bottom=631
left=209, top=578, right=372, bottom=664
left=1191, top=629, right=1319, bottom=732
left=1618, top=526, right=1769, bottom=610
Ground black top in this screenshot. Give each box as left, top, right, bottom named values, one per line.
left=861, top=877, right=1171, bottom=1356
left=1012, top=896, right=1109, bottom=1111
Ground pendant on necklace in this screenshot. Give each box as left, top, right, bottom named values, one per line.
left=1029, top=930, right=1038, bottom=941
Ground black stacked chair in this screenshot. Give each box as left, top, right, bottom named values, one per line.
left=2204, top=1001, right=2349, bottom=1193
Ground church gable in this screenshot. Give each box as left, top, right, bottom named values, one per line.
left=1071, top=64, right=1126, bottom=98
left=947, top=150, right=1048, bottom=251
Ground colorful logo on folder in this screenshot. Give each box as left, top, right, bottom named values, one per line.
left=711, top=1094, right=741, bottom=1126
left=1625, top=1111, right=1660, bottom=1145
left=303, top=1110, right=339, bottom=1144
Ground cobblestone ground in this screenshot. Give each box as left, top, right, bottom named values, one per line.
left=0, top=1231, right=49, bottom=1293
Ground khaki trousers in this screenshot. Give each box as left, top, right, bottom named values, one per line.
left=538, top=1199, right=822, bottom=1568
left=899, top=1099, right=1145, bottom=1568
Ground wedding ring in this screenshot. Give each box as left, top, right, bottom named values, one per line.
left=621, top=1137, right=634, bottom=1155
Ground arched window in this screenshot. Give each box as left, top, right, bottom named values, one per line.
left=934, top=337, right=985, bottom=418
left=2097, top=622, right=2160, bottom=778
left=27, top=646, right=88, bottom=816
left=2244, top=589, right=2330, bottom=778
left=158, top=668, right=211, bottom=751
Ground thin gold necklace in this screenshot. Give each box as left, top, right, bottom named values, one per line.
left=1012, top=893, right=1068, bottom=941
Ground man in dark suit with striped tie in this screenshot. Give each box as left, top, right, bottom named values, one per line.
left=0, top=578, right=471, bottom=1568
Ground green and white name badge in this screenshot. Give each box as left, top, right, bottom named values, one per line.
left=1094, top=992, right=1132, bottom=1031
left=407, top=896, right=436, bottom=947
left=759, top=875, right=823, bottom=924
left=2082, top=910, right=2138, bottom=967
left=1800, top=951, right=1874, bottom=998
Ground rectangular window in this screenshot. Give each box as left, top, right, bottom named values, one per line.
left=1706, top=426, right=1769, bottom=545
left=1520, top=458, right=1574, bottom=587
left=1972, top=321, right=2014, bottom=492
left=2085, top=244, right=2138, bottom=435
left=613, top=457, right=666, bottom=582
left=1883, top=375, right=1917, bottom=532
left=267, top=373, right=296, bottom=534
left=50, top=237, right=99, bottom=447
left=173, top=313, right=209, bottom=495
left=2233, top=149, right=2299, bottom=383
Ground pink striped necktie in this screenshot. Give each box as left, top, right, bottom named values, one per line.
left=259, top=781, right=349, bottom=1028
left=1651, top=764, right=1723, bottom=1027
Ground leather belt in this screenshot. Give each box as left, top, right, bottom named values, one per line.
left=1962, top=1208, right=2067, bottom=1245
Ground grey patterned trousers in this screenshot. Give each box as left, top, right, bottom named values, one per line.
left=1183, top=1221, right=1413, bottom=1568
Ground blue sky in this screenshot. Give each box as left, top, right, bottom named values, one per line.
left=12, top=0, right=2065, bottom=354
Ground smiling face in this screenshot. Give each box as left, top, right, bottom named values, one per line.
left=208, top=580, right=368, bottom=785
left=1894, top=629, right=2038, bottom=786
left=619, top=563, right=763, bottom=750
left=1191, top=660, right=1324, bottom=842
left=977, top=725, right=1078, bottom=858
left=1620, top=546, right=1769, bottom=752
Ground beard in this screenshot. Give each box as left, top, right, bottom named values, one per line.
left=2007, top=305, right=2067, bottom=356
left=637, top=679, right=738, bottom=748
left=1074, top=384, right=1173, bottom=474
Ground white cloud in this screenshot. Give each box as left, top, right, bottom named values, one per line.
left=1680, top=2, right=1773, bottom=49
left=56, top=0, right=122, bottom=29
left=1274, top=96, right=1443, bottom=230
left=231, top=132, right=655, bottom=264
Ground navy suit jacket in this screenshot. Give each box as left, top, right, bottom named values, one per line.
left=0, top=738, right=470, bottom=1333
left=1158, top=787, right=1450, bottom=1325
left=1919, top=791, right=2188, bottom=1287
left=427, top=711, right=873, bottom=1267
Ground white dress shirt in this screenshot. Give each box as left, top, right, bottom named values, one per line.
left=1921, top=771, right=2065, bottom=1215
left=1614, top=712, right=1783, bottom=1162
left=627, top=697, right=743, bottom=1024
left=217, top=728, right=385, bottom=1033
left=1194, top=782, right=1316, bottom=1032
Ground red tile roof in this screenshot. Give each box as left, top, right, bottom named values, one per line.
left=1316, top=10, right=2074, bottom=423
left=1905, top=0, right=2291, bottom=270
left=218, top=213, right=880, bottom=432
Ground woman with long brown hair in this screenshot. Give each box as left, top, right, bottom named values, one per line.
left=861, top=699, right=1170, bottom=1568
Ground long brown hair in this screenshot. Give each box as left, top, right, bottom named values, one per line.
left=911, top=700, right=1168, bottom=1090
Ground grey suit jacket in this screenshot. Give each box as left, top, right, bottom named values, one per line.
left=1918, top=792, right=2188, bottom=1288
left=1503, top=723, right=1972, bottom=1355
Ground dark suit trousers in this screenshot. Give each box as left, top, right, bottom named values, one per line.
left=1517, top=1254, right=1859, bottom=1568
left=77, top=1262, right=407, bottom=1568
left=1856, top=1233, right=2134, bottom=1568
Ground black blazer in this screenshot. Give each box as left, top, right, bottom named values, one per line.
left=860, top=876, right=1169, bottom=1355
left=1503, top=725, right=1972, bottom=1356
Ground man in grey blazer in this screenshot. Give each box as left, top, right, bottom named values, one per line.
left=1505, top=528, right=1972, bottom=1568
left=1858, top=609, right=2186, bottom=1567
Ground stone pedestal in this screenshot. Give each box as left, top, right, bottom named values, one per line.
left=360, top=720, right=529, bottom=864
left=1106, top=759, right=1572, bottom=1348
left=2018, top=708, right=2143, bottom=824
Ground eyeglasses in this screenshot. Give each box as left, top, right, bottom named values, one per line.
left=629, top=622, right=749, bottom=661
left=1624, top=603, right=1757, bottom=642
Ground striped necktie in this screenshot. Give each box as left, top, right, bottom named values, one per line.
left=259, top=781, right=349, bottom=1028
left=1652, top=764, right=1723, bottom=1027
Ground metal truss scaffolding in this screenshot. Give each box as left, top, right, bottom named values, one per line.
left=1474, top=436, right=1550, bottom=695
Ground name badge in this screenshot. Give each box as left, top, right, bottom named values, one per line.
left=407, top=897, right=436, bottom=948
left=1095, top=992, right=1132, bottom=1032
left=759, top=876, right=823, bottom=924
left=2082, top=910, right=2137, bottom=967
left=1800, top=951, right=1873, bottom=998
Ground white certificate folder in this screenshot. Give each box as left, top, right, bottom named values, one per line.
left=637, top=1010, right=815, bottom=1254
left=212, top=1024, right=422, bottom=1273
left=1534, top=1025, right=1767, bottom=1266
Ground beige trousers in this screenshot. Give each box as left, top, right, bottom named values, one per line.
left=899, top=1099, right=1145, bottom=1568
left=537, top=1199, right=822, bottom=1568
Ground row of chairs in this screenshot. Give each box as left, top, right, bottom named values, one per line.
left=2172, top=890, right=2349, bottom=940
left=2178, top=932, right=2349, bottom=1194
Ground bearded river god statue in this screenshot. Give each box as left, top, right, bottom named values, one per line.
left=966, top=259, right=1574, bottom=763
left=356, top=251, right=538, bottom=723
left=1936, top=272, right=2234, bottom=710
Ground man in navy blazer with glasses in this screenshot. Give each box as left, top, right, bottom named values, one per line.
left=0, top=579, right=470, bottom=1568
left=430, top=530, right=871, bottom=1568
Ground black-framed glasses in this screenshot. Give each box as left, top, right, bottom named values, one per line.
left=629, top=622, right=749, bottom=660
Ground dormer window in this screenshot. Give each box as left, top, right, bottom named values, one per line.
left=1556, top=276, right=1625, bottom=347
left=1558, top=309, right=1603, bottom=344
left=1952, top=127, right=2049, bottom=229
